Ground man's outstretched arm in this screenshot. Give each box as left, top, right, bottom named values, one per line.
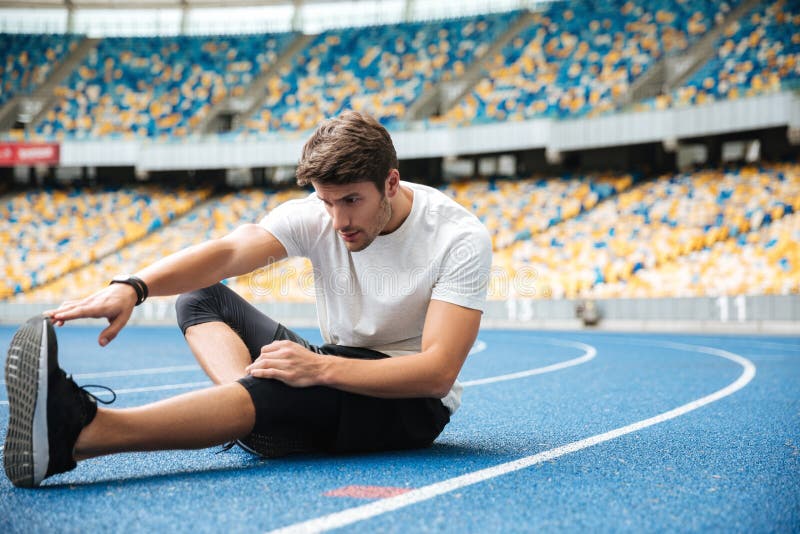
left=46, top=224, right=286, bottom=345
left=247, top=299, right=481, bottom=399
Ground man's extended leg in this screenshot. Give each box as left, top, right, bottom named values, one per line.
left=3, top=315, right=256, bottom=487
left=74, top=382, right=254, bottom=460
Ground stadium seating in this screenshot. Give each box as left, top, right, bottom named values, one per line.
left=438, top=0, right=740, bottom=124
left=18, top=188, right=311, bottom=303
left=507, top=163, right=800, bottom=299
left=647, top=0, right=800, bottom=110
left=0, top=33, right=82, bottom=108
left=240, top=11, right=521, bottom=134
left=10, top=164, right=800, bottom=302
left=35, top=33, right=296, bottom=139
left=592, top=209, right=800, bottom=297
left=0, top=185, right=212, bottom=300
left=443, top=173, right=635, bottom=251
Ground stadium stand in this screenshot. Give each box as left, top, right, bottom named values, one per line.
left=507, top=163, right=800, bottom=299
left=634, top=0, right=800, bottom=110
left=642, top=0, right=800, bottom=110
left=8, top=162, right=798, bottom=305
left=35, top=33, right=296, bottom=139
left=0, top=33, right=82, bottom=108
left=1, top=2, right=798, bottom=307
left=591, top=208, right=800, bottom=297
left=17, top=188, right=309, bottom=303
left=0, top=185, right=212, bottom=299
left=437, top=0, right=741, bottom=124
left=443, top=173, right=635, bottom=251
left=240, top=11, right=522, bottom=133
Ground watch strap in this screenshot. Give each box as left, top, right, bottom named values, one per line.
left=110, top=275, right=148, bottom=306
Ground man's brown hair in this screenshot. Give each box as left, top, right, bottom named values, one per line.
left=296, top=111, right=398, bottom=194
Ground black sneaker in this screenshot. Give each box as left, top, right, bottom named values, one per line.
left=3, top=315, right=111, bottom=488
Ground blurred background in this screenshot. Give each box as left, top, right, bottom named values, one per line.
left=0, top=0, right=798, bottom=331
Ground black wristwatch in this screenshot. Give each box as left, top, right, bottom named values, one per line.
left=110, top=274, right=149, bottom=306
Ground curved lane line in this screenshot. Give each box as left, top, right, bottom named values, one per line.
left=0, top=364, right=202, bottom=386
left=468, top=340, right=487, bottom=356
left=267, top=341, right=756, bottom=534
left=462, top=339, right=595, bottom=387
left=0, top=339, right=592, bottom=405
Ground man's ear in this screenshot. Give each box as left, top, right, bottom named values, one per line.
left=385, top=169, right=400, bottom=197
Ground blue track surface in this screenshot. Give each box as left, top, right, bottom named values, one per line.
left=1, top=325, right=798, bottom=532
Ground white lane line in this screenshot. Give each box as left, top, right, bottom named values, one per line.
left=0, top=338, right=597, bottom=405
left=468, top=340, right=487, bottom=356
left=0, top=381, right=213, bottom=405
left=663, top=337, right=800, bottom=351
left=91, top=381, right=213, bottom=398
left=462, top=339, right=595, bottom=387
left=0, top=364, right=201, bottom=386
left=0, top=337, right=483, bottom=388
left=73, top=365, right=200, bottom=380
left=268, top=342, right=756, bottom=534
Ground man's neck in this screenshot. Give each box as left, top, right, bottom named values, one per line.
left=381, top=184, right=414, bottom=235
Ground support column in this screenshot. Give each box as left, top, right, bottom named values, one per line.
left=66, top=0, right=76, bottom=34
left=404, top=0, right=416, bottom=22
left=180, top=1, right=190, bottom=35
left=291, top=0, right=304, bottom=32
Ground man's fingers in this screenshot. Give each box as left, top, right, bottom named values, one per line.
left=259, top=339, right=296, bottom=356
left=44, top=303, right=76, bottom=319
left=49, top=305, right=100, bottom=322
left=247, top=357, right=286, bottom=373
left=98, top=309, right=132, bottom=347
left=249, top=368, right=289, bottom=381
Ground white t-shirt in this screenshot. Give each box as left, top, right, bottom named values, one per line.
left=260, top=181, right=492, bottom=413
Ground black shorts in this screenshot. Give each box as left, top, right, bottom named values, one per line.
left=175, top=283, right=450, bottom=458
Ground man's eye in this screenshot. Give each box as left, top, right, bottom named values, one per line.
left=346, top=198, right=359, bottom=204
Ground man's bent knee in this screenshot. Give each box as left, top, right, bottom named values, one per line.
left=175, top=284, right=226, bottom=335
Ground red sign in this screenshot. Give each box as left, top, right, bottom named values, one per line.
left=0, top=143, right=60, bottom=166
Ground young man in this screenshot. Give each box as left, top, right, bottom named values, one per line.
left=3, top=111, right=492, bottom=488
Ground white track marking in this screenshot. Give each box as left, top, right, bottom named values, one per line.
left=468, top=340, right=487, bottom=356
left=92, top=381, right=212, bottom=397
left=462, top=339, right=595, bottom=387
left=0, top=364, right=201, bottom=386
left=0, top=381, right=214, bottom=405
left=73, top=365, right=201, bottom=380
left=2, top=343, right=482, bottom=387
left=703, top=339, right=799, bottom=351
left=267, top=342, right=756, bottom=534
left=1, top=339, right=591, bottom=405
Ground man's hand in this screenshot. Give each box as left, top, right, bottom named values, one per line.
left=246, top=340, right=328, bottom=388
left=44, top=283, right=139, bottom=347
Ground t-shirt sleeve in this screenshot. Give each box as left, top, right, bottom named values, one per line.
left=432, top=225, right=493, bottom=312
left=258, top=198, right=317, bottom=258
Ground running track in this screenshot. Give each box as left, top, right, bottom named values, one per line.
left=0, top=325, right=798, bottom=532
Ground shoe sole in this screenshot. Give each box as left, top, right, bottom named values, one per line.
left=3, top=316, right=50, bottom=488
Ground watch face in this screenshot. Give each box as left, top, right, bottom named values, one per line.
left=112, top=274, right=131, bottom=282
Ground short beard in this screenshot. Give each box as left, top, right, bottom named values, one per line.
left=349, top=195, right=392, bottom=252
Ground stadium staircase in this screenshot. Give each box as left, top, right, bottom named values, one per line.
left=623, top=0, right=762, bottom=107
left=0, top=37, right=102, bottom=134
left=406, top=9, right=538, bottom=121
left=198, top=33, right=317, bottom=135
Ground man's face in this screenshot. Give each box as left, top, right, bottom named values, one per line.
left=313, top=180, right=392, bottom=252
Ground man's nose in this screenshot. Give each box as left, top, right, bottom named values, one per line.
left=330, top=207, right=351, bottom=231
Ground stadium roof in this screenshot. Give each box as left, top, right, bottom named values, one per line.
left=0, top=0, right=366, bottom=7
left=0, top=0, right=534, bottom=35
